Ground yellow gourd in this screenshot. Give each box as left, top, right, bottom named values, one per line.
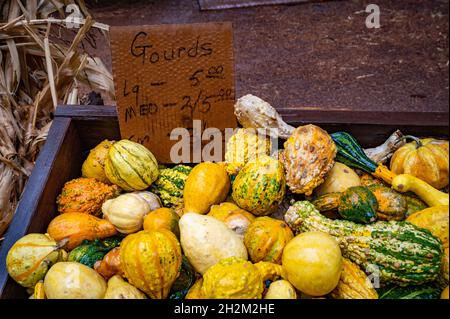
left=44, top=262, right=107, bottom=299
left=392, top=174, right=449, bottom=207
left=183, top=162, right=230, bottom=214
left=442, top=286, right=449, bottom=299
left=33, top=281, right=46, bottom=299
left=104, top=275, right=147, bottom=299
left=315, top=162, right=361, bottom=196
left=208, top=202, right=255, bottom=239
left=264, top=280, right=297, bottom=299
left=282, top=231, right=342, bottom=297
left=81, top=140, right=115, bottom=184
left=185, top=278, right=204, bottom=299
left=120, top=230, right=182, bottom=299
left=143, top=207, right=180, bottom=237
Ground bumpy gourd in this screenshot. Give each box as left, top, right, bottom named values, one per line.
left=120, top=230, right=182, bottom=299
left=284, top=201, right=444, bottom=286
left=6, top=233, right=64, bottom=288
left=81, top=140, right=115, bottom=184
left=390, top=137, right=449, bottom=189
left=56, top=177, right=120, bottom=215
left=330, top=258, right=378, bottom=299
left=224, top=128, right=272, bottom=175
left=280, top=124, right=336, bottom=195
left=338, top=186, right=378, bottom=224
left=367, top=184, right=407, bottom=221
left=244, top=216, right=293, bottom=264
left=150, top=165, right=192, bottom=207
left=378, top=283, right=441, bottom=299
left=232, top=155, right=286, bottom=216
left=47, top=212, right=117, bottom=251
left=104, top=139, right=159, bottom=191
left=102, top=193, right=152, bottom=234
left=183, top=162, right=230, bottom=214
left=208, top=202, right=255, bottom=238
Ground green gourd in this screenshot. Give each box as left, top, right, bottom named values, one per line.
left=67, top=236, right=122, bottom=268
left=378, top=283, right=441, bottom=299
left=284, top=201, right=443, bottom=286
left=150, top=165, right=192, bottom=207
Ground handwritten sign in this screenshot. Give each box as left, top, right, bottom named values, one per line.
left=110, top=22, right=237, bottom=163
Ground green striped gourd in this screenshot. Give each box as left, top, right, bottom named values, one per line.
left=104, top=140, right=159, bottom=191
left=284, top=201, right=443, bottom=286
left=150, top=165, right=192, bottom=207
left=378, top=283, right=441, bottom=299
left=232, top=155, right=286, bottom=216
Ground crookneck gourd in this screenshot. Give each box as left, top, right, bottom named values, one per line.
left=284, top=201, right=444, bottom=286
left=280, top=124, right=336, bottom=195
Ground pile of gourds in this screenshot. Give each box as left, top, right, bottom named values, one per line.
left=5, top=95, right=450, bottom=300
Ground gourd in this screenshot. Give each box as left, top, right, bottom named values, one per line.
left=284, top=201, right=444, bottom=286
left=143, top=207, right=180, bottom=237
left=44, top=262, right=107, bottom=299
left=315, top=162, right=361, bottom=196
left=367, top=184, right=407, bottom=221
left=132, top=191, right=162, bottom=211
left=102, top=193, right=152, bottom=234
left=183, top=162, right=230, bottom=214
left=201, top=257, right=283, bottom=299
left=6, top=233, right=65, bottom=288
left=120, top=230, right=182, bottom=299
left=338, top=186, right=378, bottom=223
left=150, top=165, right=192, bottom=207
left=179, top=213, right=248, bottom=274
left=169, top=256, right=196, bottom=299
left=56, top=177, right=120, bottom=215
left=104, top=275, right=147, bottom=299
left=378, top=283, right=441, bottom=299
left=312, top=186, right=378, bottom=224
left=94, top=247, right=123, bottom=279
left=232, top=155, right=286, bottom=216
left=208, top=202, right=255, bottom=239
left=224, top=128, right=272, bottom=175
left=67, top=236, right=122, bottom=268
left=282, top=231, right=342, bottom=296
left=81, top=139, right=115, bottom=183
left=104, top=139, right=159, bottom=191
left=47, top=212, right=117, bottom=251
left=405, top=195, right=428, bottom=218
left=280, top=124, right=336, bottom=195
left=185, top=279, right=204, bottom=299
left=264, top=280, right=297, bottom=299
left=330, top=258, right=378, bottom=299
left=390, top=136, right=449, bottom=189
left=392, top=174, right=449, bottom=207
left=331, top=132, right=396, bottom=184
left=244, top=216, right=293, bottom=264
left=442, top=286, right=449, bottom=299
left=33, top=281, right=46, bottom=299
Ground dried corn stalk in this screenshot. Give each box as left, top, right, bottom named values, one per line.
left=0, top=0, right=114, bottom=236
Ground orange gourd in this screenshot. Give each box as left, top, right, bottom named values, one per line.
left=244, top=217, right=293, bottom=264
left=390, top=137, right=449, bottom=189
left=208, top=202, right=255, bottom=238
left=120, top=230, right=182, bottom=299
left=94, top=247, right=123, bottom=279
left=47, top=212, right=117, bottom=251
left=143, top=208, right=180, bottom=237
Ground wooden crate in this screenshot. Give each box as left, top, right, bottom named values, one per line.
left=0, top=105, right=448, bottom=298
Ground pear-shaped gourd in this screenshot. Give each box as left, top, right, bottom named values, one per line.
left=183, top=162, right=230, bottom=214
left=104, top=275, right=147, bottom=299
left=120, top=230, right=182, bottom=299
left=179, top=213, right=248, bottom=274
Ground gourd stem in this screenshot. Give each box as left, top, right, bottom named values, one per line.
left=372, top=164, right=397, bottom=185
left=402, top=135, right=422, bottom=149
